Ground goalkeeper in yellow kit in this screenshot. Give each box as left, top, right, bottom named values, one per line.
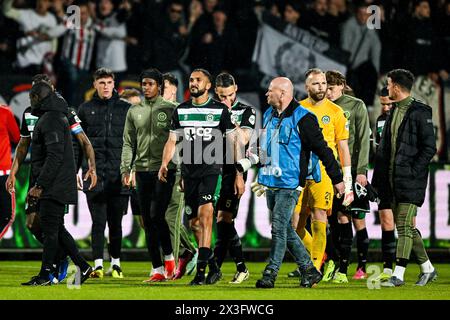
left=290, top=68, right=354, bottom=273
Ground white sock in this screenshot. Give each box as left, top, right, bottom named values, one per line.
left=94, top=259, right=103, bottom=269
left=164, top=254, right=174, bottom=261
left=383, top=268, right=393, bottom=276
left=420, top=260, right=434, bottom=273
left=152, top=266, right=165, bottom=275
left=111, top=258, right=120, bottom=267
left=392, top=266, right=406, bottom=281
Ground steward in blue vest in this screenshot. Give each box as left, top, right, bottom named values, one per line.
left=258, top=99, right=342, bottom=189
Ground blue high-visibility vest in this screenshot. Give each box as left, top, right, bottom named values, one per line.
left=258, top=105, right=321, bottom=189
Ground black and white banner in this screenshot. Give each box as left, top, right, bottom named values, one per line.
left=252, top=23, right=347, bottom=95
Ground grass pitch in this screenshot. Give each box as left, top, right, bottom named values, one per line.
left=0, top=261, right=449, bottom=300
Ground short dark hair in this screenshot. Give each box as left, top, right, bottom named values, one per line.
left=387, top=69, right=415, bottom=92
left=32, top=74, right=52, bottom=86
left=413, top=0, right=429, bottom=8
left=286, top=0, right=303, bottom=13
left=215, top=72, right=236, bottom=88
left=325, top=70, right=346, bottom=86
left=140, top=68, right=163, bottom=87
left=120, top=88, right=141, bottom=100
left=305, top=68, right=324, bottom=79
left=192, top=68, right=212, bottom=83
left=93, top=67, right=115, bottom=81
left=163, top=73, right=179, bottom=87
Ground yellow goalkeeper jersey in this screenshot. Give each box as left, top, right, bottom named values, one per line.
left=300, top=97, right=349, bottom=160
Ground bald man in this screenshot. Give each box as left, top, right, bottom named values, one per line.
left=253, top=77, right=344, bottom=288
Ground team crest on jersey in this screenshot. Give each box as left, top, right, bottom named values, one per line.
left=231, top=114, right=239, bottom=124
left=185, top=206, right=192, bottom=215
left=206, top=113, right=214, bottom=122
left=322, top=115, right=331, bottom=125
left=157, top=112, right=167, bottom=121
left=249, top=115, right=256, bottom=125
left=344, top=111, right=351, bottom=119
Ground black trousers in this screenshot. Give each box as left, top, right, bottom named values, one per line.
left=86, top=191, right=128, bottom=260
left=0, top=176, right=12, bottom=239
left=39, top=199, right=88, bottom=274
left=136, top=171, right=175, bottom=269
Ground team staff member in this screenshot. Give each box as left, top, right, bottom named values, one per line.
left=121, top=69, right=178, bottom=282
left=21, top=82, right=92, bottom=286
left=325, top=70, right=371, bottom=283
left=162, top=72, right=198, bottom=280
left=213, top=72, right=255, bottom=284
left=78, top=68, right=130, bottom=279
left=292, top=68, right=353, bottom=272
left=252, top=77, right=344, bottom=288
left=0, top=104, right=20, bottom=239
left=373, top=69, right=437, bottom=287
left=159, top=69, right=238, bottom=286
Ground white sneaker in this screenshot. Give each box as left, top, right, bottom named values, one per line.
left=229, top=269, right=250, bottom=284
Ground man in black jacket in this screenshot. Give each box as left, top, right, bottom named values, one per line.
left=77, top=68, right=131, bottom=278
left=22, top=82, right=92, bottom=286
left=372, top=69, right=437, bottom=287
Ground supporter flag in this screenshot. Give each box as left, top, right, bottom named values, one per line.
left=252, top=24, right=347, bottom=95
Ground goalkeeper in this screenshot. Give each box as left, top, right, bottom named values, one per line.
left=289, top=69, right=354, bottom=273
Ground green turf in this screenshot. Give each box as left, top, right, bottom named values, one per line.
left=0, top=261, right=448, bottom=300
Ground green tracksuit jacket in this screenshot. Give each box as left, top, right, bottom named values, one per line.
left=121, top=96, right=177, bottom=174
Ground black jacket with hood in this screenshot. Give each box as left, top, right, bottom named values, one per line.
left=30, top=92, right=78, bottom=204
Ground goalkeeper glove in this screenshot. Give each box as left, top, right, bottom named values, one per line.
left=251, top=181, right=266, bottom=197
left=342, top=166, right=354, bottom=207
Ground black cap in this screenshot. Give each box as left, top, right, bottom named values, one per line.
left=140, top=68, right=163, bottom=87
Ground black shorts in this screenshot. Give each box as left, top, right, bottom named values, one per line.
left=184, top=174, right=221, bottom=220
left=378, top=199, right=391, bottom=211
left=216, top=172, right=246, bottom=218
left=333, top=193, right=370, bottom=219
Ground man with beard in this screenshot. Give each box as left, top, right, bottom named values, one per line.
left=213, top=72, right=255, bottom=284
left=21, top=82, right=92, bottom=286
left=290, top=68, right=353, bottom=274
left=159, top=68, right=238, bottom=286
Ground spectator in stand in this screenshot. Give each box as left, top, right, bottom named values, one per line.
left=95, top=0, right=133, bottom=85
left=188, top=4, right=238, bottom=76
left=283, top=1, right=303, bottom=27
left=341, top=1, right=381, bottom=106
left=187, top=0, right=218, bottom=69
left=327, top=0, right=350, bottom=25
left=401, top=0, right=448, bottom=81
left=301, top=0, right=340, bottom=46
left=49, top=0, right=96, bottom=107
left=2, top=0, right=59, bottom=75
left=187, top=0, right=204, bottom=33
left=151, top=1, right=188, bottom=100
